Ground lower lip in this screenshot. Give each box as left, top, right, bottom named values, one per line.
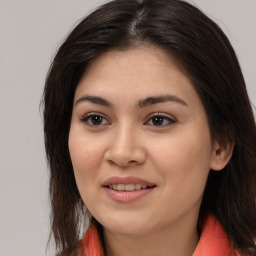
left=104, top=187, right=155, bottom=203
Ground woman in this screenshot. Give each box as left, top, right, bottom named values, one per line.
left=43, top=0, right=256, bottom=255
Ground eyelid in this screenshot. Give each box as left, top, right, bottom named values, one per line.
left=80, top=112, right=110, bottom=126
left=147, top=112, right=176, bottom=120
left=144, top=112, right=176, bottom=126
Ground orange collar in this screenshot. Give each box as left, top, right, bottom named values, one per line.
left=82, top=224, right=104, bottom=256
left=193, top=216, right=240, bottom=256
left=82, top=216, right=241, bottom=256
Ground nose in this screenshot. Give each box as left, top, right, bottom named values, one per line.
left=105, top=125, right=146, bottom=168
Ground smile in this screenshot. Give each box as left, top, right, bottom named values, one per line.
left=108, top=184, right=151, bottom=191
left=102, top=177, right=156, bottom=203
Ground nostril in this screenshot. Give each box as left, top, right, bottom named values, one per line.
left=107, top=159, right=140, bottom=167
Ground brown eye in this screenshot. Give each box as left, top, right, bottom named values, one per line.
left=146, top=114, right=175, bottom=127
left=81, top=114, right=109, bottom=126
left=90, top=115, right=104, bottom=125
left=152, top=116, right=165, bottom=126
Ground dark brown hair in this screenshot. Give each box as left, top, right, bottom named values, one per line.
left=42, top=0, right=256, bottom=255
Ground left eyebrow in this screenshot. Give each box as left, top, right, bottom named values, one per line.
left=74, top=95, right=113, bottom=107
left=137, top=95, right=188, bottom=108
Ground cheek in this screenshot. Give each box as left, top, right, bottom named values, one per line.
left=68, top=127, right=106, bottom=198
left=69, top=126, right=106, bottom=171
left=149, top=126, right=213, bottom=184
left=148, top=133, right=212, bottom=215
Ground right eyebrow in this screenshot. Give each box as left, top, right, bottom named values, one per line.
left=137, top=94, right=187, bottom=108
left=74, top=95, right=113, bottom=108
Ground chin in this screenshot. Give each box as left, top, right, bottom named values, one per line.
left=98, top=216, right=150, bottom=236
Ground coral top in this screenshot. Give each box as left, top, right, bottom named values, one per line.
left=81, top=216, right=241, bottom=256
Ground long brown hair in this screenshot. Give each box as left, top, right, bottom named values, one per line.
left=42, top=0, right=256, bottom=255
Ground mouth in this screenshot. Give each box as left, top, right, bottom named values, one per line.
left=102, top=176, right=156, bottom=190
left=102, top=176, right=156, bottom=202
left=106, top=183, right=155, bottom=191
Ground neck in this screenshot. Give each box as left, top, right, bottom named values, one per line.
left=102, top=215, right=199, bottom=256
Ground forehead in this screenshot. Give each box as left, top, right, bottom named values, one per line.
left=86, top=45, right=177, bottom=71
left=75, top=45, right=192, bottom=99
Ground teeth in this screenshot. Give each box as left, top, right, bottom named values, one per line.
left=117, top=184, right=125, bottom=191
left=108, top=184, right=149, bottom=191
left=125, top=184, right=135, bottom=191
left=135, top=184, right=142, bottom=190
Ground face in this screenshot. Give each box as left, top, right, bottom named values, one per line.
left=69, top=45, right=219, bottom=236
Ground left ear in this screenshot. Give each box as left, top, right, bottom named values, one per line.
left=210, top=140, right=234, bottom=171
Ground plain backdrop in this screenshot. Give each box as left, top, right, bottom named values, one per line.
left=0, top=1, right=255, bottom=255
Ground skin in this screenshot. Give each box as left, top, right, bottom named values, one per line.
left=69, top=45, right=232, bottom=256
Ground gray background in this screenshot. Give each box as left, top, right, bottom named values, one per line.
left=0, top=1, right=255, bottom=255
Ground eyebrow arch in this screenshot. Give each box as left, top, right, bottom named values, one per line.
left=137, top=95, right=187, bottom=108
left=75, top=95, right=113, bottom=107
left=74, top=94, right=187, bottom=108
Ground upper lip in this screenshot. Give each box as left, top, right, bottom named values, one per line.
left=102, top=176, right=156, bottom=187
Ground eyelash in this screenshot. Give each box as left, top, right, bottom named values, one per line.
left=145, top=113, right=176, bottom=127
left=80, top=112, right=110, bottom=127
left=80, top=112, right=176, bottom=128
